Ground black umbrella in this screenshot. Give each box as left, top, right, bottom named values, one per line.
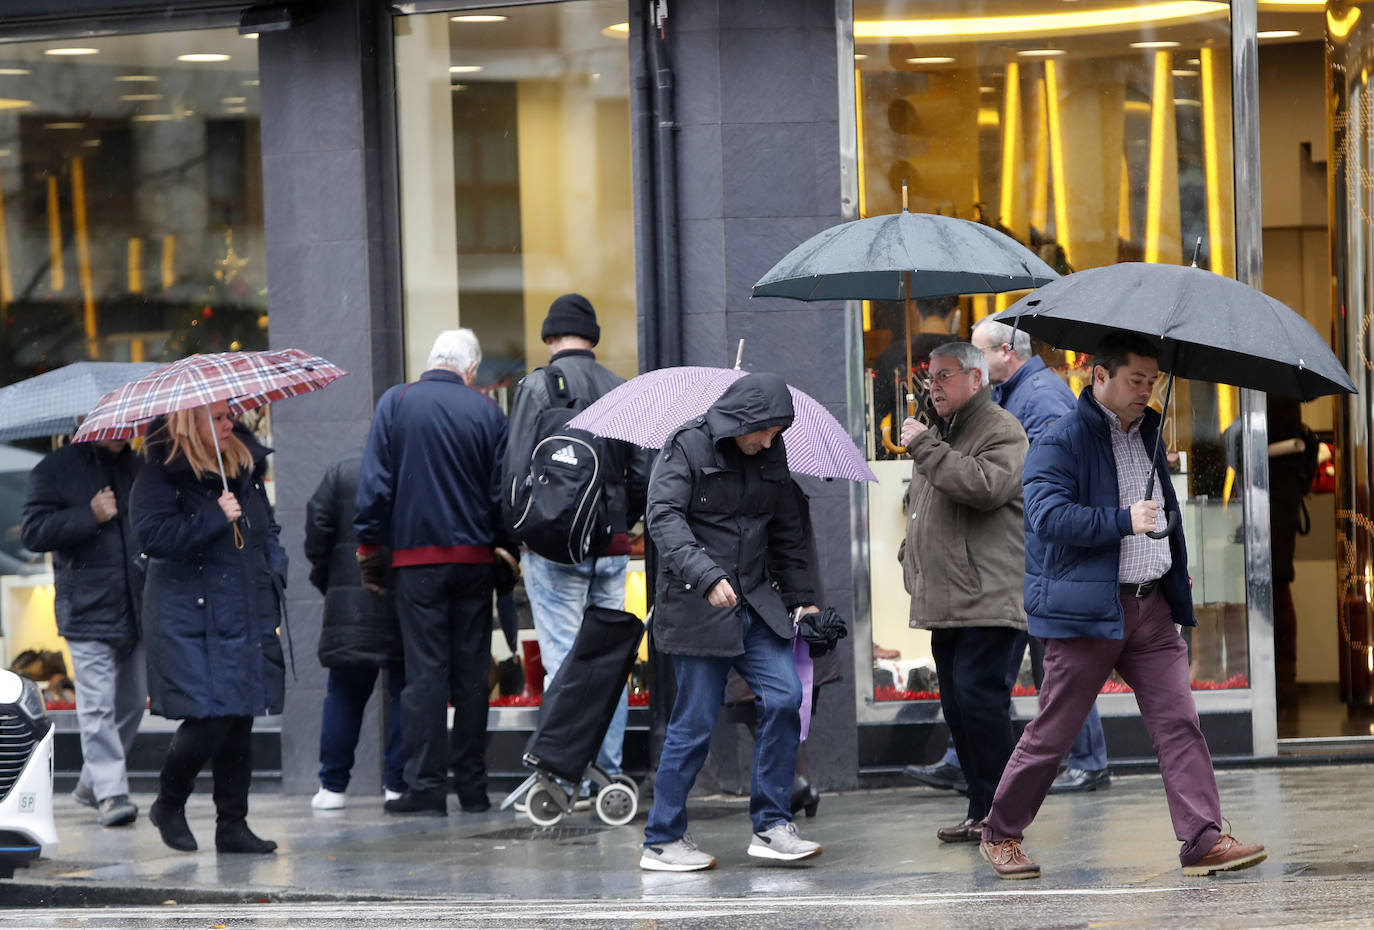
left=990, top=260, right=1355, bottom=538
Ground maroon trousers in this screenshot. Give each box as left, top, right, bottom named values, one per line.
left=982, top=588, right=1223, bottom=866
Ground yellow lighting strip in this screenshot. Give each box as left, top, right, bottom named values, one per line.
left=999, top=61, right=1021, bottom=240
left=71, top=155, right=97, bottom=357
left=1045, top=60, right=1071, bottom=268
left=128, top=236, right=144, bottom=294
left=161, top=235, right=176, bottom=290
left=1201, top=46, right=1229, bottom=278
left=1119, top=152, right=1132, bottom=242
left=854, top=2, right=1226, bottom=41
left=1145, top=51, right=1172, bottom=264
left=46, top=175, right=63, bottom=292
left=1030, top=73, right=1049, bottom=242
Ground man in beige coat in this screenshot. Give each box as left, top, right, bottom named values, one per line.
left=899, top=342, right=1029, bottom=844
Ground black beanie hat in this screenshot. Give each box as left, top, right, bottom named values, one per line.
left=541, top=293, right=601, bottom=346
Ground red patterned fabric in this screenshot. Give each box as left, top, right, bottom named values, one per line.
left=72, top=349, right=346, bottom=442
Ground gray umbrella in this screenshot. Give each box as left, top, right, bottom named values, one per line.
left=990, top=260, right=1355, bottom=539
left=988, top=262, right=1355, bottom=401
left=0, top=361, right=164, bottom=442
left=751, top=209, right=1059, bottom=302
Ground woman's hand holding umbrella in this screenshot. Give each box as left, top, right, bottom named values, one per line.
left=217, top=490, right=242, bottom=524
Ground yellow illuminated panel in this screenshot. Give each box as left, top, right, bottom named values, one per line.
left=71, top=155, right=97, bottom=358
left=46, top=175, right=63, bottom=292
left=1045, top=60, right=1071, bottom=267
left=854, top=2, right=1226, bottom=41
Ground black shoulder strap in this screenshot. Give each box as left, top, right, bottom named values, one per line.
left=543, top=365, right=575, bottom=408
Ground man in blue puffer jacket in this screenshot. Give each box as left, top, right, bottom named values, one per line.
left=979, top=331, right=1265, bottom=881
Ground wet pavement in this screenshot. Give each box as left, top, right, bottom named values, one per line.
left=5, top=764, right=1374, bottom=928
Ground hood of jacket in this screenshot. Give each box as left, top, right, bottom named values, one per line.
left=705, top=372, right=795, bottom=442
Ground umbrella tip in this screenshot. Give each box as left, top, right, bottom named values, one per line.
left=1190, top=237, right=1202, bottom=268
left=734, top=339, right=745, bottom=370
left=901, top=178, right=909, bottom=212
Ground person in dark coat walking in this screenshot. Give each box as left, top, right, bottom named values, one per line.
left=304, top=452, right=405, bottom=809
left=354, top=328, right=518, bottom=816
left=639, top=372, right=822, bottom=872
left=132, top=401, right=286, bottom=855
left=979, top=332, right=1264, bottom=880
left=21, top=439, right=145, bottom=828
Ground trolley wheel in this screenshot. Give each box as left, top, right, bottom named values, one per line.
left=595, top=783, right=638, bottom=827
left=611, top=773, right=639, bottom=800
left=525, top=785, right=564, bottom=827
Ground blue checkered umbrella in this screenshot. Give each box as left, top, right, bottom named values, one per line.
left=0, top=361, right=163, bottom=442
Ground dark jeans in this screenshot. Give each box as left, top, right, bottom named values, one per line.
left=318, top=664, right=406, bottom=794
left=644, top=607, right=802, bottom=845
left=931, top=626, right=1021, bottom=824
left=394, top=563, right=494, bottom=804
left=158, top=715, right=254, bottom=825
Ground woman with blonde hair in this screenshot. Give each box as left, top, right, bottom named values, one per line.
left=131, top=399, right=286, bottom=854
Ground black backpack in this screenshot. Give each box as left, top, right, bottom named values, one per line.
left=510, top=366, right=615, bottom=565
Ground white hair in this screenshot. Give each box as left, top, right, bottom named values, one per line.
left=929, top=341, right=990, bottom=385
left=973, top=318, right=1033, bottom=360
left=426, top=328, right=482, bottom=374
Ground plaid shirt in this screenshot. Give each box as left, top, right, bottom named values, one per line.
left=1091, top=393, right=1172, bottom=584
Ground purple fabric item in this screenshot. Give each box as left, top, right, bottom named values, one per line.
left=983, top=588, right=1224, bottom=865
left=567, top=366, right=876, bottom=483
left=793, top=633, right=814, bottom=742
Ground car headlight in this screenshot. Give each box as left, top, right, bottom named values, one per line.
left=15, top=676, right=45, bottom=722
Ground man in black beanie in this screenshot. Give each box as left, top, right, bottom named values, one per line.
left=503, top=293, right=651, bottom=781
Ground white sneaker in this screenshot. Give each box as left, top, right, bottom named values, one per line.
left=747, top=821, right=821, bottom=861
left=384, top=788, right=404, bottom=802
left=311, top=787, right=346, bottom=810
left=640, top=835, right=717, bottom=872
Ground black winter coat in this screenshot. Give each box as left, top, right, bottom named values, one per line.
left=647, top=373, right=815, bottom=656
left=502, top=349, right=652, bottom=548
left=132, top=421, right=286, bottom=719
left=21, top=442, right=144, bottom=645
left=305, top=453, right=402, bottom=669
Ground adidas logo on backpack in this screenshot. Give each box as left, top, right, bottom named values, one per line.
left=551, top=444, right=579, bottom=466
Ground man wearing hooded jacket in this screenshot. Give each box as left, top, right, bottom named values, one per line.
left=639, top=372, right=822, bottom=872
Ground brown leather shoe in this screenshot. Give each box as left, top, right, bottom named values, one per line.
left=936, top=816, right=983, bottom=843
left=980, top=838, right=1040, bottom=879
left=1182, top=834, right=1266, bottom=876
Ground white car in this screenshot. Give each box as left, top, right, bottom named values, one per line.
left=0, top=667, right=57, bottom=878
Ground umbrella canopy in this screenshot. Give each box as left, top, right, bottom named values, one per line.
left=567, top=366, right=877, bottom=483
left=752, top=210, right=1059, bottom=301
left=73, top=348, right=347, bottom=443
left=0, top=361, right=163, bottom=442
left=989, top=262, right=1355, bottom=400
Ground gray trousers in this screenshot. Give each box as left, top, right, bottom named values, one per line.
left=67, top=639, right=147, bottom=800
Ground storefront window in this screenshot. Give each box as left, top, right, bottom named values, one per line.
left=0, top=28, right=264, bottom=701
left=853, top=1, right=1247, bottom=703
left=393, top=3, right=640, bottom=707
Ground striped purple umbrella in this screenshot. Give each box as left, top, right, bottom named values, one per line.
left=568, top=366, right=876, bottom=483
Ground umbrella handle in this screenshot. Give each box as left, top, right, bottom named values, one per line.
left=1146, top=510, right=1179, bottom=540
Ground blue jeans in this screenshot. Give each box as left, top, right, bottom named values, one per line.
left=644, top=607, right=801, bottom=845
left=523, top=551, right=630, bottom=774
left=940, top=632, right=1108, bottom=772
left=318, top=665, right=406, bottom=794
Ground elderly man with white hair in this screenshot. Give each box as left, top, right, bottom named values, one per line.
left=355, top=328, right=520, bottom=816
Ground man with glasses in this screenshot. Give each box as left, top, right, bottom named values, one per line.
left=970, top=318, right=1110, bottom=795
left=898, top=343, right=1028, bottom=846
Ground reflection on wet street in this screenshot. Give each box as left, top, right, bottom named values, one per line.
left=6, top=765, right=1374, bottom=929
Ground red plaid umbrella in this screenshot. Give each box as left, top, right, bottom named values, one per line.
left=73, top=348, right=347, bottom=443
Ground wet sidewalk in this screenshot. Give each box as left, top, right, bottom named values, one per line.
left=4, top=764, right=1369, bottom=911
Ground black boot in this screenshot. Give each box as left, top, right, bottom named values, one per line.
left=216, top=820, right=278, bottom=854
left=385, top=789, right=448, bottom=815
left=150, top=799, right=197, bottom=852
left=790, top=776, right=820, bottom=818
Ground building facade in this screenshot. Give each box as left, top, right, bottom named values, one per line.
left=0, top=0, right=1361, bottom=795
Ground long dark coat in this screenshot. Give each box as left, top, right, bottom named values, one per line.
left=305, top=453, right=402, bottom=669
left=646, top=373, right=815, bottom=657
left=21, top=442, right=143, bottom=645
left=132, top=421, right=286, bottom=719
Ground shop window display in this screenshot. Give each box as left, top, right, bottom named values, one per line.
left=853, top=1, right=1257, bottom=704
left=0, top=28, right=265, bottom=707
left=394, top=4, right=644, bottom=707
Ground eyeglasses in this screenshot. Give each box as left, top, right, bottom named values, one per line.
left=926, top=367, right=971, bottom=387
